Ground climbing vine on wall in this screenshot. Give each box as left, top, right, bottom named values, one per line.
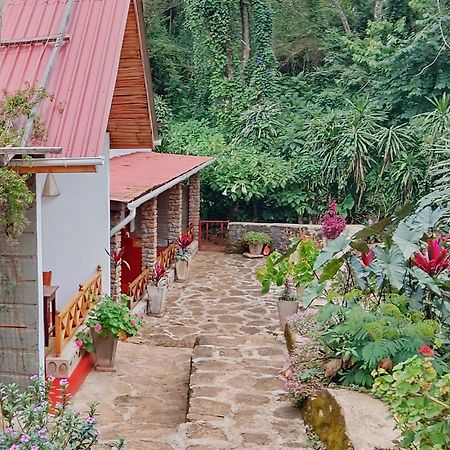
left=185, top=0, right=277, bottom=128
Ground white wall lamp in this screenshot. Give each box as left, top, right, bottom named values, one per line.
left=42, top=173, right=60, bottom=197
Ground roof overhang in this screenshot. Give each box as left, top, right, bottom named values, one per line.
left=110, top=152, right=215, bottom=204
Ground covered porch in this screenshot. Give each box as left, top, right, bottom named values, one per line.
left=109, top=152, right=214, bottom=305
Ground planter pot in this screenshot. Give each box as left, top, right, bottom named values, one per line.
left=175, top=259, right=189, bottom=282
left=277, top=300, right=299, bottom=330
left=248, top=242, right=264, bottom=255
left=147, top=284, right=168, bottom=315
left=91, top=330, right=118, bottom=372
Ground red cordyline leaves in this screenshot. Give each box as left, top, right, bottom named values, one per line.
left=412, top=238, right=450, bottom=276
left=152, top=263, right=166, bottom=285
left=321, top=200, right=346, bottom=240
left=177, top=233, right=192, bottom=250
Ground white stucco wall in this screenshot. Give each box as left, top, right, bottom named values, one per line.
left=39, top=137, right=111, bottom=309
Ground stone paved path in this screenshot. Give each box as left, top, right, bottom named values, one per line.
left=73, top=252, right=310, bottom=449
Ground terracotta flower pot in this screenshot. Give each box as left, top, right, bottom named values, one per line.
left=91, top=330, right=118, bottom=372
left=147, top=284, right=167, bottom=315
left=175, top=259, right=189, bottom=282
left=277, top=300, right=299, bottom=330
left=248, top=242, right=264, bottom=255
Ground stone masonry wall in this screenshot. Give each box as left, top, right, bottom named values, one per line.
left=141, top=198, right=158, bottom=268
left=168, top=183, right=182, bottom=243
left=188, top=174, right=200, bottom=240
left=225, top=222, right=364, bottom=253
left=0, top=177, right=40, bottom=386
left=110, top=211, right=122, bottom=300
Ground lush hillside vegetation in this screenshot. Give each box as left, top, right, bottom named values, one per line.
left=144, top=0, right=450, bottom=223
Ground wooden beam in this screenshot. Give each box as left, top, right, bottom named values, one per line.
left=13, top=165, right=97, bottom=174
left=0, top=147, right=63, bottom=155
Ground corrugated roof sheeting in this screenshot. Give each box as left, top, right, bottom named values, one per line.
left=110, top=152, right=214, bottom=203
left=0, top=0, right=131, bottom=158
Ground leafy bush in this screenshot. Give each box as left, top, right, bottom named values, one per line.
left=256, top=235, right=320, bottom=301
left=317, top=295, right=445, bottom=387
left=0, top=376, right=124, bottom=449
left=243, top=231, right=271, bottom=245
left=373, top=351, right=450, bottom=449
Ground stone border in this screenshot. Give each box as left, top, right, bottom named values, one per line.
left=284, top=325, right=399, bottom=450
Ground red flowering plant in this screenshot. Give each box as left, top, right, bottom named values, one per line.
left=176, top=233, right=193, bottom=261
left=150, top=262, right=168, bottom=286
left=412, top=238, right=450, bottom=276
left=320, top=200, right=346, bottom=240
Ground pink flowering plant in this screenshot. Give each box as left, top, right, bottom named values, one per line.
left=320, top=200, right=346, bottom=240
left=0, top=376, right=125, bottom=449
left=76, top=295, right=142, bottom=352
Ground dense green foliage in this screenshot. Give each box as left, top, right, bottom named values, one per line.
left=374, top=354, right=450, bottom=448
left=144, top=0, right=450, bottom=222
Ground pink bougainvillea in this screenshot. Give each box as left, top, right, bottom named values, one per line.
left=320, top=200, right=346, bottom=240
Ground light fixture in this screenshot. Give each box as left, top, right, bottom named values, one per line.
left=42, top=173, right=60, bottom=197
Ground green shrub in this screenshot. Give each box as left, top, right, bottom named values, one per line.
left=373, top=351, right=450, bottom=449
left=243, top=231, right=271, bottom=245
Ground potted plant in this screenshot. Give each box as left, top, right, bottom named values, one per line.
left=147, top=263, right=168, bottom=314
left=243, top=231, right=271, bottom=255
left=75, top=295, right=142, bottom=372
left=256, top=235, right=320, bottom=329
left=175, top=234, right=192, bottom=282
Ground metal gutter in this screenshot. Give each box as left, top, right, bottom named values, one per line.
left=110, top=158, right=214, bottom=237
left=8, top=157, right=104, bottom=167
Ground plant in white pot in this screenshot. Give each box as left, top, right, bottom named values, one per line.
left=256, top=234, right=320, bottom=329
left=243, top=231, right=271, bottom=255
left=175, top=234, right=192, bottom=282
left=147, top=263, right=168, bottom=315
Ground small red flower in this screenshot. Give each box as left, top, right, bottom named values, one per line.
left=418, top=345, right=434, bottom=357
left=361, top=249, right=375, bottom=266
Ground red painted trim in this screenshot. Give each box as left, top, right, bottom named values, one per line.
left=48, top=353, right=94, bottom=407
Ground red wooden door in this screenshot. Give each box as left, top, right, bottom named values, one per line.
left=121, top=229, right=142, bottom=294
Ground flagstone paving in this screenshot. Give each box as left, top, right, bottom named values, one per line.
left=72, top=252, right=311, bottom=449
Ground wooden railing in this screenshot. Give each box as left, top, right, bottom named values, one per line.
left=127, top=268, right=151, bottom=309
left=54, top=266, right=102, bottom=357
left=182, top=223, right=195, bottom=243
left=157, top=243, right=177, bottom=269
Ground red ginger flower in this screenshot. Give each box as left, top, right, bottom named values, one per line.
left=361, top=249, right=375, bottom=266
left=418, top=345, right=435, bottom=357
left=412, top=238, right=449, bottom=276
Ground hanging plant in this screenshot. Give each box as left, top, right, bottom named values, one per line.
left=0, top=86, right=48, bottom=238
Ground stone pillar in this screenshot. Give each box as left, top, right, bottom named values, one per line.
left=110, top=211, right=122, bottom=300
left=141, top=198, right=158, bottom=268
left=189, top=173, right=200, bottom=240
left=168, top=183, right=183, bottom=243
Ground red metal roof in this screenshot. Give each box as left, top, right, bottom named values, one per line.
left=0, top=0, right=130, bottom=158
left=110, top=152, right=214, bottom=203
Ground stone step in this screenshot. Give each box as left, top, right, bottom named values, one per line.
left=185, top=334, right=311, bottom=449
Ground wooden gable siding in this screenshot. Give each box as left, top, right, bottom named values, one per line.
left=107, top=2, right=153, bottom=149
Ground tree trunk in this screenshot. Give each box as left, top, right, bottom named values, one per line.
left=374, top=0, right=384, bottom=22
left=331, top=0, right=351, bottom=35
left=240, top=0, right=251, bottom=67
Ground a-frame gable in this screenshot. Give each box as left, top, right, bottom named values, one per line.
left=107, top=0, right=158, bottom=149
